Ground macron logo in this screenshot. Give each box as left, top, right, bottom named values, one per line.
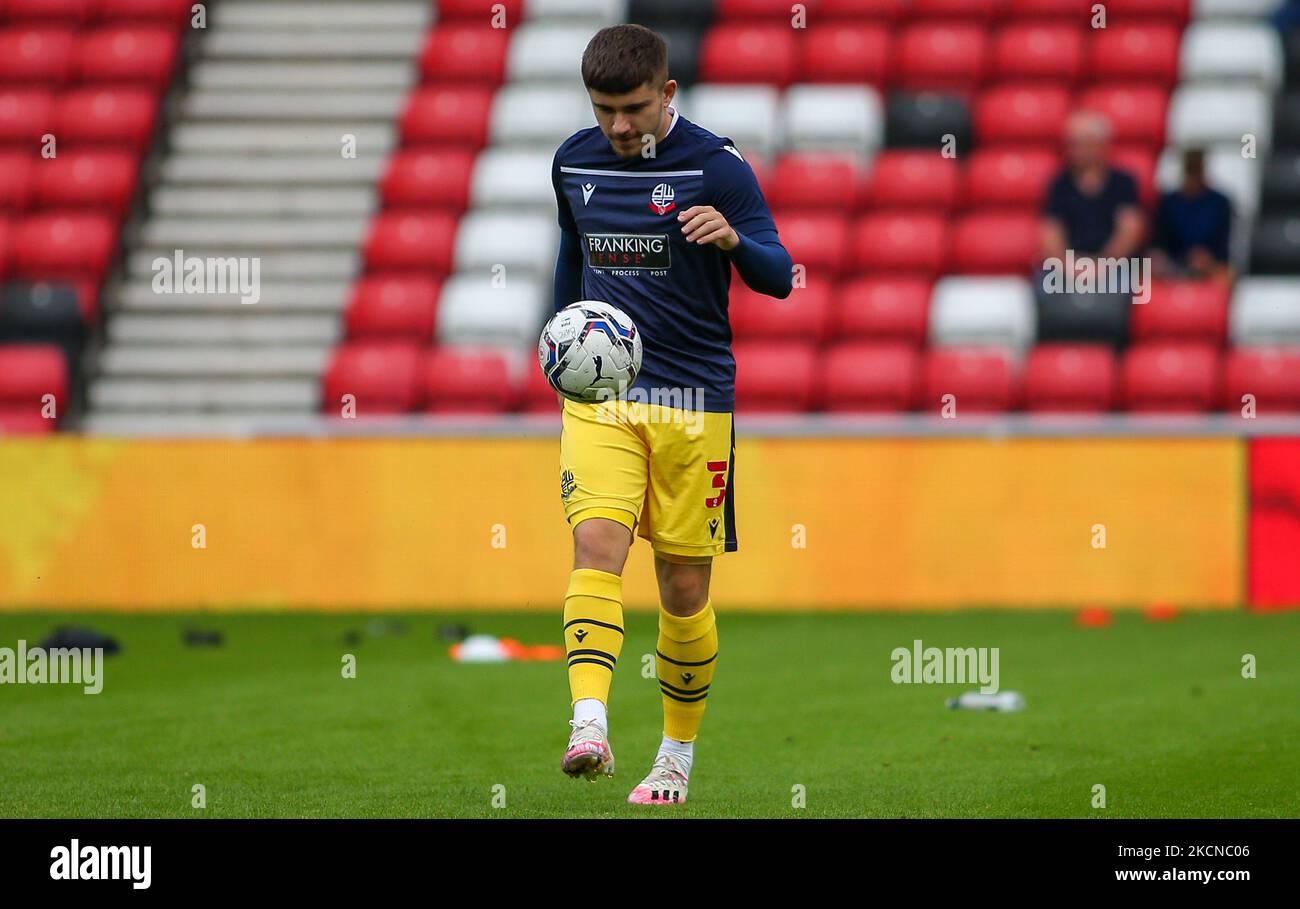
left=50, top=840, right=152, bottom=890
left=582, top=183, right=596, bottom=205
left=721, top=145, right=744, bottom=161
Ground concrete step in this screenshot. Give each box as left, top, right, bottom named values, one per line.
left=127, top=249, right=360, bottom=281
left=169, top=123, right=396, bottom=155
left=182, top=90, right=406, bottom=121
left=199, top=30, right=424, bottom=60
left=160, top=155, right=385, bottom=185
left=112, top=278, right=352, bottom=313
left=189, top=60, right=415, bottom=91
left=212, top=1, right=430, bottom=31
left=140, top=217, right=369, bottom=249
left=150, top=187, right=377, bottom=218
left=108, top=314, right=341, bottom=346
left=89, top=378, right=318, bottom=412
left=98, top=345, right=331, bottom=378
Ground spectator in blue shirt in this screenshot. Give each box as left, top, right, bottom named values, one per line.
left=1151, top=148, right=1234, bottom=285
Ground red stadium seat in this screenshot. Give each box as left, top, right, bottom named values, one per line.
left=0, top=153, right=36, bottom=211
left=819, top=0, right=908, bottom=21
left=961, top=148, right=1059, bottom=209
left=34, top=150, right=139, bottom=215
left=949, top=212, right=1040, bottom=275
left=419, top=24, right=510, bottom=85
left=400, top=86, right=494, bottom=149
left=322, top=342, right=423, bottom=415
left=1102, top=0, right=1189, bottom=22
left=421, top=348, right=515, bottom=413
left=770, top=153, right=865, bottom=213
left=1004, top=0, right=1094, bottom=20
left=522, top=360, right=562, bottom=413
left=1109, top=145, right=1157, bottom=211
left=1076, top=85, right=1169, bottom=148
left=715, top=0, right=803, bottom=18
left=434, top=0, right=524, bottom=22
left=2, top=0, right=93, bottom=23
left=77, top=27, right=180, bottom=88
left=864, top=151, right=959, bottom=210
left=11, top=213, right=117, bottom=281
left=379, top=149, right=475, bottom=212
left=96, top=0, right=195, bottom=24
left=833, top=276, right=931, bottom=345
left=1223, top=348, right=1300, bottom=414
left=773, top=211, right=850, bottom=281
left=852, top=213, right=948, bottom=277
left=1122, top=343, right=1220, bottom=412
left=733, top=341, right=817, bottom=412
left=1129, top=281, right=1229, bottom=344
left=974, top=85, right=1071, bottom=147
left=823, top=341, right=920, bottom=412
left=0, top=217, right=12, bottom=279
left=0, top=411, right=56, bottom=434
left=1088, top=24, right=1181, bottom=85
left=1023, top=343, right=1117, bottom=412
left=911, top=0, right=999, bottom=18
left=0, top=343, right=68, bottom=419
left=729, top=281, right=830, bottom=343
left=895, top=24, right=988, bottom=92
left=55, top=88, right=158, bottom=150
left=991, top=24, right=1085, bottom=85
left=345, top=275, right=440, bottom=341
left=0, top=28, right=77, bottom=84
left=699, top=25, right=797, bottom=87
left=362, top=213, right=458, bottom=275
left=921, top=347, right=1018, bottom=413
left=0, top=89, right=55, bottom=146
left=798, top=24, right=890, bottom=86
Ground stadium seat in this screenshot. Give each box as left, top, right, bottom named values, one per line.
left=991, top=24, right=1085, bottom=85
left=452, top=212, right=554, bottom=277
left=400, top=86, right=495, bottom=149
left=436, top=0, right=524, bottom=22
left=0, top=281, right=86, bottom=372
left=1250, top=217, right=1300, bottom=275
left=380, top=149, right=475, bottom=212
left=1077, top=85, right=1169, bottom=148
left=345, top=275, right=440, bottom=341
left=488, top=86, right=590, bottom=149
left=363, top=212, right=459, bottom=275
left=33, top=150, right=139, bottom=216
left=11, top=213, right=117, bottom=281
left=773, top=211, right=851, bottom=281
left=823, top=341, right=920, bottom=412
left=1005, top=0, right=1096, bottom=19
left=895, top=24, right=988, bottom=92
left=974, top=85, right=1071, bottom=147
left=322, top=341, right=423, bottom=414
left=421, top=347, right=515, bottom=413
left=521, top=360, right=562, bottom=413
left=949, top=212, right=1040, bottom=275
left=715, top=0, right=805, bottom=18
left=733, top=341, right=817, bottom=411
left=729, top=281, right=830, bottom=343
left=436, top=275, right=546, bottom=349
left=0, top=411, right=54, bottom=434
left=467, top=149, right=554, bottom=212
left=1230, top=278, right=1300, bottom=346
left=0, top=89, right=56, bottom=146
left=1261, top=152, right=1300, bottom=215
left=1103, top=0, right=1190, bottom=21
left=654, top=26, right=704, bottom=88
left=921, top=347, right=1018, bottom=413
left=627, top=0, right=713, bottom=30
left=1036, top=285, right=1131, bottom=348
left=769, top=153, right=867, bottom=213
left=832, top=276, right=931, bottom=345
left=0, top=153, right=36, bottom=211
left=961, top=148, right=1058, bottom=209
left=0, top=343, right=68, bottom=419
left=798, top=24, right=890, bottom=85
left=1180, top=23, right=1284, bottom=90
left=1123, top=343, right=1221, bottom=412
left=699, top=24, right=797, bottom=87
left=687, top=86, right=781, bottom=157
left=1088, top=24, right=1182, bottom=85
left=1, top=0, right=93, bottom=23
left=818, top=0, right=908, bottom=21
left=886, top=92, right=972, bottom=154
left=930, top=277, right=1036, bottom=350
left=505, top=24, right=600, bottom=83
left=96, top=0, right=195, bottom=24
left=864, top=151, right=959, bottom=211
left=1222, top=347, right=1300, bottom=413
left=419, top=24, right=511, bottom=85
left=1023, top=343, right=1117, bottom=412
left=782, top=85, right=883, bottom=154
left=1129, top=281, right=1229, bottom=344
left=0, top=28, right=77, bottom=84
left=1167, top=85, right=1270, bottom=153
left=77, top=27, right=180, bottom=88
left=1110, top=145, right=1158, bottom=211
left=55, top=88, right=158, bottom=150
left=851, top=213, right=948, bottom=277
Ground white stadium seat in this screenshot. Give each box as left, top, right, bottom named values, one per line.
left=1191, top=0, right=1283, bottom=21
left=506, top=24, right=595, bottom=83
left=782, top=85, right=883, bottom=155
left=1180, top=23, right=1284, bottom=90
left=470, top=149, right=556, bottom=212
left=490, top=85, right=593, bottom=147
left=437, top=275, right=548, bottom=349
left=453, top=212, right=557, bottom=277
left=525, top=0, right=627, bottom=23
left=684, top=85, right=781, bottom=158
left=1167, top=84, right=1272, bottom=155
left=1230, top=278, right=1300, bottom=347
left=928, top=277, right=1037, bottom=351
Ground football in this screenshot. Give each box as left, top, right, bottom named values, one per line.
left=537, top=300, right=643, bottom=403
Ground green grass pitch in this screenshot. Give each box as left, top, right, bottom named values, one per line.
left=0, top=610, right=1296, bottom=818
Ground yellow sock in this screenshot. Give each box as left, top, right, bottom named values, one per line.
left=656, top=602, right=718, bottom=743
left=563, top=568, right=625, bottom=705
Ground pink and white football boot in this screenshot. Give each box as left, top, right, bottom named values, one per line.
left=627, top=753, right=688, bottom=805
left=561, top=718, right=615, bottom=781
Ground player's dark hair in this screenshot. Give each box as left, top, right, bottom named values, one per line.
left=581, top=24, right=668, bottom=94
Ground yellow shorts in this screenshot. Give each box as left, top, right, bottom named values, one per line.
left=559, top=398, right=737, bottom=561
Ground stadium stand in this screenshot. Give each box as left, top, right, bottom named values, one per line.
left=0, top=0, right=1288, bottom=432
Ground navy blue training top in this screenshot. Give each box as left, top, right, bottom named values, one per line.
left=551, top=108, right=793, bottom=413
left=1041, top=166, right=1140, bottom=256
left=1152, top=187, right=1233, bottom=266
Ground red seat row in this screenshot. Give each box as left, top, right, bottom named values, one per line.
left=736, top=342, right=1300, bottom=413
left=0, top=212, right=119, bottom=282
left=0, top=343, right=68, bottom=434
left=0, top=87, right=158, bottom=150
left=0, top=26, right=179, bottom=88
left=712, top=0, right=1188, bottom=24
left=699, top=22, right=1183, bottom=89
left=0, top=0, right=193, bottom=23
left=0, top=150, right=138, bottom=214
left=323, top=342, right=520, bottom=415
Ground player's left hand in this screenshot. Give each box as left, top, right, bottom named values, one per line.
left=678, top=206, right=739, bottom=251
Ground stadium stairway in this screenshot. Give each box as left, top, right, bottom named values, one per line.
left=83, top=0, right=431, bottom=432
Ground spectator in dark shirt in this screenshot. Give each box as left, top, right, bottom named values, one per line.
left=1151, top=148, right=1234, bottom=285
left=1039, top=111, right=1145, bottom=268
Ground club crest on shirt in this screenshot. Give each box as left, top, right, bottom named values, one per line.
left=649, top=182, right=676, bottom=215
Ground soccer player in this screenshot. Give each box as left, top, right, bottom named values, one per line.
left=550, top=24, right=793, bottom=805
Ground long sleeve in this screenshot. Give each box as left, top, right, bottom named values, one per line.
left=705, top=145, right=793, bottom=299
left=728, top=230, right=794, bottom=299
left=554, top=225, right=584, bottom=312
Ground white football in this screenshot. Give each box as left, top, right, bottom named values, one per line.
left=538, top=300, right=643, bottom=403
